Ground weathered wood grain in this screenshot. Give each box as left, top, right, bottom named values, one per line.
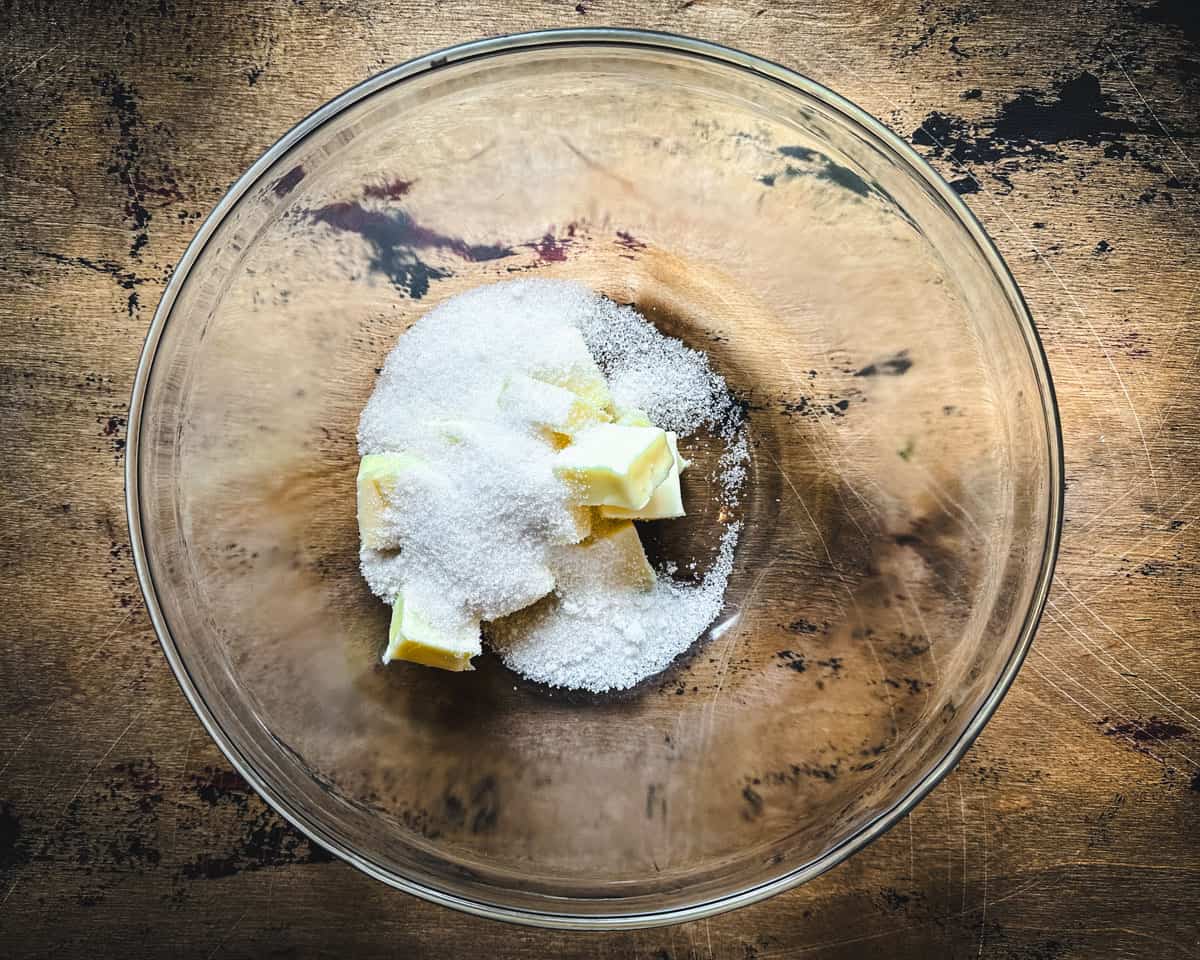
left=0, top=1, right=1197, bottom=957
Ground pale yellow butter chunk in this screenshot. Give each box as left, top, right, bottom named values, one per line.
left=563, top=505, right=594, bottom=544
left=498, top=373, right=610, bottom=437
left=554, top=424, right=674, bottom=510
left=602, top=433, right=688, bottom=521
left=357, top=452, right=428, bottom=550
left=553, top=517, right=656, bottom=592
left=384, top=585, right=481, bottom=671
left=530, top=327, right=613, bottom=410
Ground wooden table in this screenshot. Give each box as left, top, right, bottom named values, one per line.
left=2, top=1, right=1197, bottom=956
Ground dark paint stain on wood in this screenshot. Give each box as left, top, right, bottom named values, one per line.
left=363, top=178, right=414, bottom=201
left=192, top=767, right=250, bottom=806
left=0, top=804, right=27, bottom=879
left=272, top=164, right=306, bottom=197
left=911, top=71, right=1159, bottom=190
left=758, top=145, right=874, bottom=197
left=776, top=649, right=806, bottom=672
left=98, top=75, right=184, bottom=259
left=1137, top=0, right=1200, bottom=47
left=31, top=249, right=146, bottom=316
left=180, top=767, right=333, bottom=879
left=855, top=351, right=912, bottom=377
left=880, top=886, right=912, bottom=910
left=991, top=72, right=1137, bottom=145
left=614, top=230, right=647, bottom=251
left=527, top=231, right=571, bottom=262
left=1098, top=715, right=1190, bottom=756
left=741, top=785, right=764, bottom=819
left=308, top=201, right=513, bottom=298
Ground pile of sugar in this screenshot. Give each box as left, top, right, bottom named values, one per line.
left=489, top=523, right=741, bottom=692
left=359, top=278, right=747, bottom=692
left=575, top=301, right=734, bottom=437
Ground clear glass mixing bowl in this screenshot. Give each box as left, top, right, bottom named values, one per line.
left=127, top=29, right=1062, bottom=928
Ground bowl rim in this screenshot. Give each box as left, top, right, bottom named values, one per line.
left=126, top=27, right=1064, bottom=930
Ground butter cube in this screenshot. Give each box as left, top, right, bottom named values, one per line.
left=553, top=517, right=656, bottom=592
left=384, top=584, right=481, bottom=671
left=498, top=373, right=610, bottom=437
left=530, top=328, right=613, bottom=410
left=357, top=452, right=428, bottom=549
left=602, top=433, right=687, bottom=521
left=564, top=505, right=594, bottom=543
left=554, top=424, right=674, bottom=510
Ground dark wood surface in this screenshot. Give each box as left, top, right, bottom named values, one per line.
left=1, top=1, right=1198, bottom=956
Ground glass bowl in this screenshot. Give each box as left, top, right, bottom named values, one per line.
left=127, top=29, right=1062, bottom=928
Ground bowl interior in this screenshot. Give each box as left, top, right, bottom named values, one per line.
left=132, top=35, right=1058, bottom=924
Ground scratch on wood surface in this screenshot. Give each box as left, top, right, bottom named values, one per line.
left=775, top=355, right=877, bottom=541
left=996, top=923, right=1193, bottom=954
left=1058, top=582, right=1200, bottom=704
left=0, top=171, right=78, bottom=200
left=1157, top=284, right=1198, bottom=369
left=1072, top=486, right=1200, bottom=601
left=1028, top=645, right=1197, bottom=770
left=761, top=924, right=921, bottom=957
left=0, top=609, right=136, bottom=779
left=1015, top=682, right=1106, bottom=757
left=857, top=607, right=902, bottom=744
left=0, top=701, right=56, bottom=781
left=0, top=43, right=63, bottom=89
left=977, top=793, right=989, bottom=958
left=54, top=710, right=146, bottom=815
left=763, top=447, right=834, bottom=566
left=1054, top=475, right=1199, bottom=599
left=1106, top=44, right=1198, bottom=177
left=1148, top=335, right=1200, bottom=445
left=906, top=810, right=916, bottom=882
left=963, top=874, right=1042, bottom=913
left=1048, top=597, right=1200, bottom=730
left=1013, top=225, right=1159, bottom=498
left=1073, top=479, right=1144, bottom=538
left=919, top=471, right=984, bottom=539
left=23, top=56, right=80, bottom=95
left=957, top=779, right=968, bottom=913
left=168, top=726, right=198, bottom=865
left=204, top=904, right=252, bottom=960
left=943, top=789, right=954, bottom=913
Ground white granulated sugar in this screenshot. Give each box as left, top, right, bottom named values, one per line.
left=359, top=278, right=748, bottom=691
left=576, top=299, right=734, bottom=437
left=718, top=429, right=750, bottom=503
left=490, top=524, right=741, bottom=693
